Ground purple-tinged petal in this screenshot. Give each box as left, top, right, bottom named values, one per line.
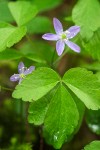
left=24, top=66, right=35, bottom=75
left=65, top=40, right=80, bottom=53
left=67, top=26, right=80, bottom=39
left=10, top=74, right=20, bottom=82
left=42, top=33, right=59, bottom=41
left=53, top=18, right=63, bottom=34
left=18, top=62, right=25, bottom=73
left=56, top=40, right=65, bottom=56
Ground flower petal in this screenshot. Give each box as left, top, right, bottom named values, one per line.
left=56, top=40, right=65, bottom=56
left=24, top=66, right=35, bottom=75
left=10, top=74, right=20, bottom=82
left=67, top=26, right=80, bottom=39
left=42, top=33, right=59, bottom=41
left=65, top=40, right=80, bottom=53
left=18, top=62, right=25, bottom=73
left=53, top=18, right=63, bottom=34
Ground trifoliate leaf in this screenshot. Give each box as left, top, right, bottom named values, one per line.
left=13, top=67, right=60, bottom=101
left=0, top=22, right=26, bottom=52
left=63, top=67, right=100, bottom=110
left=8, top=1, right=38, bottom=26
left=44, top=84, right=79, bottom=149
left=72, top=0, right=100, bottom=41
left=84, top=141, right=100, bottom=150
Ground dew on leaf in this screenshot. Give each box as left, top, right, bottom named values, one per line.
left=53, top=131, right=60, bottom=142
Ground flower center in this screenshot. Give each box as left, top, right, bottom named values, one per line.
left=61, top=33, right=66, bottom=39
left=20, top=73, right=25, bottom=79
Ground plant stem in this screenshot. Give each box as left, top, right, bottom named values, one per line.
left=53, top=51, right=67, bottom=66
left=0, top=86, right=13, bottom=91
left=50, top=49, right=56, bottom=68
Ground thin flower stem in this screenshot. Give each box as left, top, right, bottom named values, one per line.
left=53, top=51, right=67, bottom=66
left=0, top=86, right=13, bottom=91
left=50, top=49, right=56, bottom=68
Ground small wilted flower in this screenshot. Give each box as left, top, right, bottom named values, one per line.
left=10, top=62, right=35, bottom=84
left=42, top=18, right=80, bottom=56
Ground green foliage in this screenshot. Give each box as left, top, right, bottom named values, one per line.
left=25, top=53, right=47, bottom=64
left=13, top=67, right=60, bottom=101
left=44, top=84, right=79, bottom=149
left=27, top=16, right=52, bottom=34
left=0, top=47, right=47, bottom=64
left=83, top=28, right=100, bottom=60
left=82, top=62, right=100, bottom=72
left=1, top=0, right=100, bottom=149
left=28, top=87, right=57, bottom=125
left=96, top=72, right=100, bottom=82
left=86, top=109, right=100, bottom=135
left=13, top=67, right=100, bottom=108
left=0, top=22, right=26, bottom=52
left=72, top=0, right=100, bottom=41
left=70, top=92, right=85, bottom=134
left=12, top=67, right=100, bottom=148
left=8, top=1, right=38, bottom=26
left=20, top=41, right=57, bottom=64
left=28, top=96, right=49, bottom=125
left=0, top=1, right=14, bottom=22
left=63, top=68, right=100, bottom=110
left=0, top=48, right=22, bottom=60
left=84, top=141, right=100, bottom=150
left=9, top=143, right=32, bottom=150
left=32, top=0, right=63, bottom=12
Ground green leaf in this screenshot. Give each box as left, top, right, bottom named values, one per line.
left=0, top=1, right=14, bottom=22
left=20, top=41, right=58, bottom=64
left=84, top=141, right=100, bottom=150
left=28, top=97, right=49, bottom=125
left=63, top=68, right=100, bottom=110
left=25, top=53, right=46, bottom=64
left=72, top=0, right=100, bottom=41
left=86, top=109, right=100, bottom=135
left=0, top=48, right=23, bottom=60
left=28, top=86, right=57, bottom=125
left=70, top=91, right=85, bottom=134
left=44, top=84, right=79, bottom=149
left=0, top=22, right=26, bottom=52
left=96, top=72, right=100, bottom=82
left=82, top=62, right=100, bottom=72
left=13, top=67, right=60, bottom=101
left=27, top=16, right=52, bottom=34
left=83, top=28, right=100, bottom=60
left=8, top=1, right=38, bottom=26
left=32, top=0, right=62, bottom=12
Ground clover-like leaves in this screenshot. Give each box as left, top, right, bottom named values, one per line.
left=13, top=67, right=100, bottom=148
